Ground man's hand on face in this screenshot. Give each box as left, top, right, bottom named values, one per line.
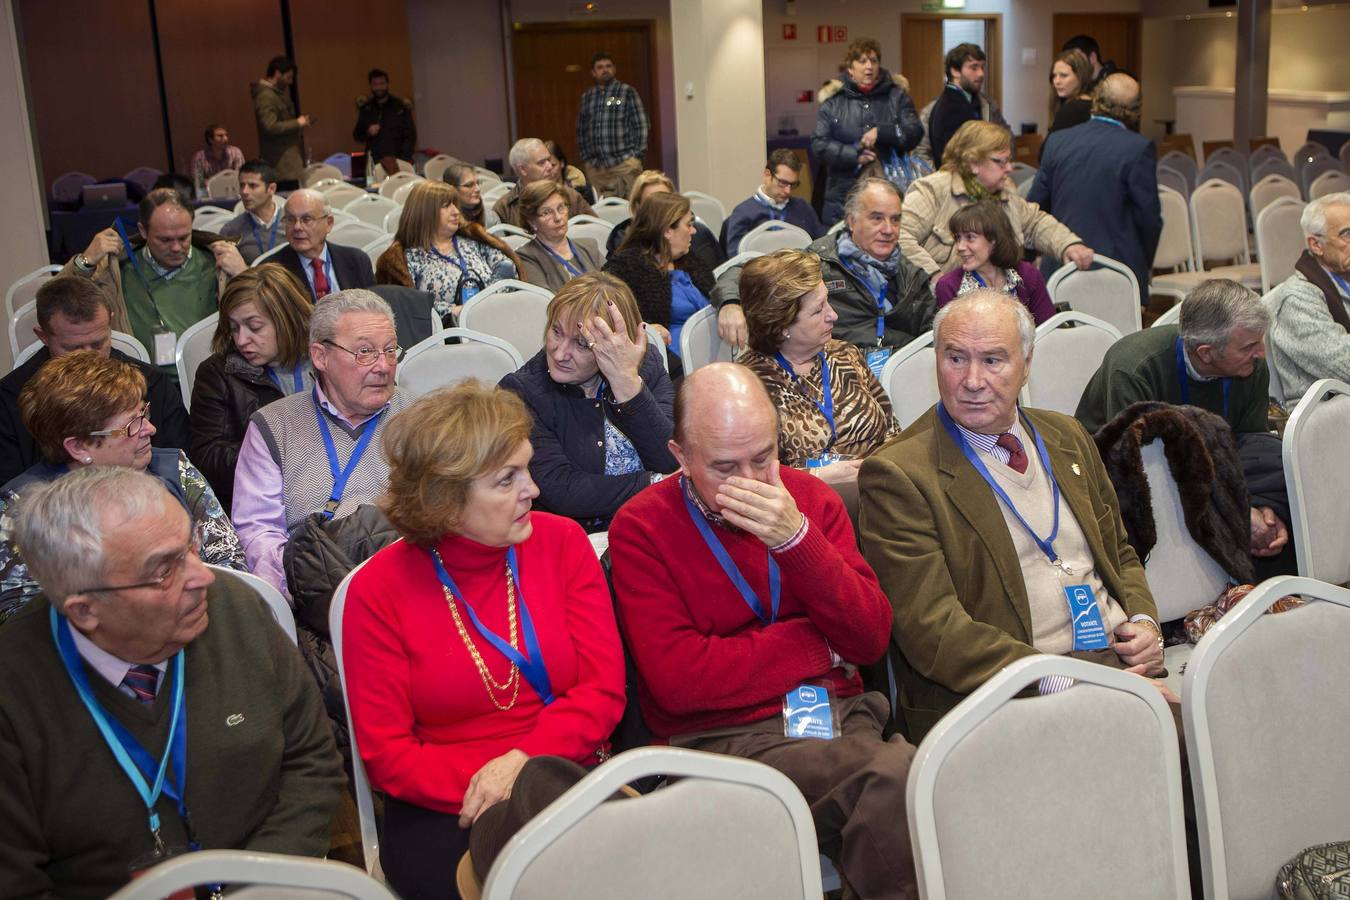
left=715, top=460, right=806, bottom=548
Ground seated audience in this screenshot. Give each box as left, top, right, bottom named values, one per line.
left=1047, top=49, right=1094, bottom=137
left=0, top=466, right=344, bottom=897
left=605, top=169, right=726, bottom=274
left=274, top=189, right=377, bottom=302
left=0, top=277, right=188, bottom=485
left=62, top=188, right=247, bottom=373
left=859, top=290, right=1166, bottom=741
left=220, top=159, right=284, bottom=263
left=493, top=138, right=595, bottom=228
left=0, top=351, right=244, bottom=624
left=935, top=201, right=1055, bottom=324
left=609, top=363, right=917, bottom=899
left=189, top=123, right=245, bottom=187
left=544, top=138, right=596, bottom=204
left=804, top=177, right=935, bottom=362
left=900, top=120, right=1092, bottom=280
left=736, top=250, right=898, bottom=485
left=232, top=290, right=408, bottom=597
left=190, top=264, right=315, bottom=513
left=516, top=181, right=604, bottom=292
left=342, top=381, right=624, bottom=897
left=603, top=191, right=714, bottom=360
left=377, top=180, right=521, bottom=325
left=1263, top=192, right=1350, bottom=404
left=446, top=162, right=501, bottom=229
left=500, top=273, right=675, bottom=531
left=721, top=149, right=824, bottom=256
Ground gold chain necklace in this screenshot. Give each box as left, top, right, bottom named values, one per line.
left=434, top=550, right=521, bottom=711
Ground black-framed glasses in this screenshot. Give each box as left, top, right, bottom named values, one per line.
left=771, top=174, right=801, bottom=190
left=281, top=214, right=327, bottom=228
left=88, top=402, right=151, bottom=440
left=76, top=532, right=202, bottom=594
left=323, top=340, right=401, bottom=367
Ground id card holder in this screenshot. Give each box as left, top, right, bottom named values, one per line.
left=128, top=845, right=196, bottom=900
left=782, top=681, right=839, bottom=740
left=805, top=451, right=839, bottom=470
left=153, top=330, right=176, bottom=367
left=1065, top=584, right=1110, bottom=651
left=865, top=347, right=890, bottom=380
left=460, top=284, right=480, bottom=304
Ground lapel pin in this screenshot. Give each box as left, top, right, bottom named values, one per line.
left=1070, top=463, right=1081, bottom=476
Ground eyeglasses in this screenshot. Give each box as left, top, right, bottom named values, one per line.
left=77, top=532, right=203, bottom=594
left=770, top=174, right=800, bottom=190
left=987, top=155, right=1013, bottom=168
left=281, top=214, right=327, bottom=228
left=89, top=403, right=151, bottom=439
left=323, top=340, right=401, bottom=366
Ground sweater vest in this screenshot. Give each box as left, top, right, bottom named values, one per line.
left=253, top=388, right=408, bottom=534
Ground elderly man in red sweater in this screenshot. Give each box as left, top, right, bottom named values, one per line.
left=609, top=362, right=917, bottom=900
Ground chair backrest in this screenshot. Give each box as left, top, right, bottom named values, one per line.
left=382, top=206, right=402, bottom=235
left=110, top=331, right=149, bottom=363
left=310, top=177, right=343, bottom=192
left=329, top=221, right=387, bottom=249
left=1264, top=330, right=1286, bottom=406
left=482, top=747, right=822, bottom=900
left=457, top=282, right=552, bottom=361
left=1183, top=575, right=1350, bottom=900
left=1045, top=256, right=1142, bottom=336
left=678, top=304, right=735, bottom=373
left=206, top=564, right=297, bottom=645
left=1190, top=178, right=1251, bottom=265
left=329, top=559, right=380, bottom=876
left=881, top=331, right=937, bottom=429
left=482, top=182, right=513, bottom=206
left=568, top=221, right=614, bottom=261
left=1153, top=186, right=1195, bottom=272
left=330, top=209, right=359, bottom=228
left=909, top=655, right=1188, bottom=900
left=397, top=328, right=525, bottom=398
left=343, top=194, right=400, bottom=228
left=5, top=264, right=61, bottom=320
left=323, top=152, right=353, bottom=178
left=175, top=313, right=219, bottom=411
left=205, top=169, right=240, bottom=200
left=364, top=233, right=394, bottom=269
left=1008, top=161, right=1037, bottom=187
left=1025, top=312, right=1123, bottom=416
left=9, top=298, right=37, bottom=357
left=302, top=163, right=345, bottom=188
left=713, top=250, right=763, bottom=280
left=1015, top=176, right=1034, bottom=199
left=423, top=154, right=458, bottom=183
left=123, top=166, right=162, bottom=193
left=643, top=323, right=669, bottom=373
left=1159, top=150, right=1198, bottom=187
left=391, top=180, right=419, bottom=206
left=591, top=196, right=631, bottom=226
left=1308, top=168, right=1350, bottom=200
left=488, top=223, right=532, bottom=240
left=1151, top=301, right=1182, bottom=328
left=683, top=190, right=727, bottom=235
left=1247, top=142, right=1287, bottom=172
left=738, top=221, right=813, bottom=254
left=1137, top=440, right=1234, bottom=621
left=379, top=171, right=422, bottom=199
left=1300, top=156, right=1344, bottom=199
left=320, top=183, right=366, bottom=209
left=1248, top=173, right=1301, bottom=221
left=1254, top=196, right=1307, bottom=294
left=107, top=849, right=394, bottom=900
left=475, top=166, right=502, bottom=189
left=192, top=206, right=233, bottom=231
left=50, top=170, right=97, bottom=204
left=1249, top=156, right=1297, bottom=188
left=1282, top=379, right=1350, bottom=582
left=1293, top=141, right=1331, bottom=166
left=1199, top=159, right=1246, bottom=195
left=251, top=242, right=288, bottom=267
left=1339, top=142, right=1350, bottom=173
left=1205, top=145, right=1246, bottom=171
left=1156, top=164, right=1190, bottom=202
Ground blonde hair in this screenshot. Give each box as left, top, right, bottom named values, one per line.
left=739, top=250, right=823, bottom=356
left=941, top=120, right=1013, bottom=175
left=545, top=272, right=642, bottom=343
left=627, top=169, right=676, bottom=209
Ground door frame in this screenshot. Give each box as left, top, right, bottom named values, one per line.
left=900, top=13, right=1004, bottom=108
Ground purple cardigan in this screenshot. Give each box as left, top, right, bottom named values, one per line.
left=934, top=261, right=1056, bottom=325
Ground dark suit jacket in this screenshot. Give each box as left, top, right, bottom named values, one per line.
left=858, top=406, right=1157, bottom=742
left=274, top=243, right=375, bottom=301
left=1027, top=119, right=1162, bottom=303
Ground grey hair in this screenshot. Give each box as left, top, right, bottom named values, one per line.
left=308, top=289, right=396, bottom=344
left=1178, top=279, right=1269, bottom=353
left=12, top=467, right=174, bottom=602
left=932, top=288, right=1036, bottom=357
left=508, top=138, right=545, bottom=174
left=288, top=188, right=332, bottom=216
left=1300, top=192, right=1350, bottom=239
left=843, top=176, right=902, bottom=223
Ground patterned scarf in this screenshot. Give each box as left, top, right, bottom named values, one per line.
left=960, top=171, right=999, bottom=202
left=837, top=233, right=899, bottom=301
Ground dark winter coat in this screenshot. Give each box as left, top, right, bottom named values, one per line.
left=188, top=351, right=285, bottom=513
left=602, top=248, right=717, bottom=330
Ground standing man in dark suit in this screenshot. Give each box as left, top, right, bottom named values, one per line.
left=1028, top=73, right=1161, bottom=305
left=273, top=189, right=375, bottom=302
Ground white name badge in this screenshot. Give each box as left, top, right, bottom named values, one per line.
left=1065, top=584, right=1110, bottom=651
left=153, top=330, right=176, bottom=367
left=782, top=682, right=838, bottom=740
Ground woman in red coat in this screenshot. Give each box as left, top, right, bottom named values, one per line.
left=340, top=381, right=625, bottom=898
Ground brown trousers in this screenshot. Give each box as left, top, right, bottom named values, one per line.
left=672, top=691, right=919, bottom=900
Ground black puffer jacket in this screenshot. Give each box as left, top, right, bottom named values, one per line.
left=283, top=504, right=401, bottom=761
left=805, top=230, right=934, bottom=353
left=605, top=219, right=725, bottom=277
left=811, top=70, right=923, bottom=224
left=189, top=351, right=286, bottom=513
left=602, top=248, right=718, bottom=330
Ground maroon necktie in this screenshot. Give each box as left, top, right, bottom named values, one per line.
left=996, top=432, right=1028, bottom=474
left=311, top=257, right=330, bottom=300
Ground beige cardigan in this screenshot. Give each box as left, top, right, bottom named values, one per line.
left=899, top=169, right=1082, bottom=278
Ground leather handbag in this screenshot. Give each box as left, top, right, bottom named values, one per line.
left=1277, top=842, right=1350, bottom=899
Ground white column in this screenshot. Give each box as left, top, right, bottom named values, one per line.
left=669, top=0, right=766, bottom=210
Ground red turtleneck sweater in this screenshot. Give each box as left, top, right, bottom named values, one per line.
left=341, top=512, right=625, bottom=814
left=608, top=469, right=892, bottom=738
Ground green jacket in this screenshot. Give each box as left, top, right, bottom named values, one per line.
left=252, top=79, right=305, bottom=181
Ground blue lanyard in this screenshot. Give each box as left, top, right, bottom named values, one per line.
left=681, top=482, right=780, bottom=624
left=1091, top=115, right=1126, bottom=129
left=840, top=260, right=888, bottom=345
left=250, top=210, right=280, bottom=253
left=312, top=388, right=384, bottom=520
left=112, top=218, right=165, bottom=323
left=50, top=607, right=190, bottom=852
left=1174, top=336, right=1231, bottom=418
left=431, top=236, right=469, bottom=273
left=1329, top=270, right=1350, bottom=298
left=541, top=240, right=584, bottom=277
left=937, top=404, right=1066, bottom=568
left=754, top=195, right=787, bottom=221
left=266, top=363, right=304, bottom=394
left=774, top=351, right=836, bottom=448
left=427, top=546, right=555, bottom=705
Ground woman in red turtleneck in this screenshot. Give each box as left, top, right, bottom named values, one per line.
left=341, top=382, right=625, bottom=899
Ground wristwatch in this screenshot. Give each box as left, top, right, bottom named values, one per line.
left=73, top=253, right=94, bottom=272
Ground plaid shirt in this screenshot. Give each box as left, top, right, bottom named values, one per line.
left=576, top=80, right=649, bottom=169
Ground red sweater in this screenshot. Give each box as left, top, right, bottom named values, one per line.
left=341, top=513, right=625, bottom=814
left=609, top=469, right=892, bottom=738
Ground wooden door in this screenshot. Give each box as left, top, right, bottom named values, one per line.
left=900, top=18, right=945, bottom=114
left=511, top=22, right=662, bottom=175
left=1052, top=14, right=1142, bottom=77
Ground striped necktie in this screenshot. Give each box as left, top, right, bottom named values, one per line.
left=121, top=664, right=160, bottom=704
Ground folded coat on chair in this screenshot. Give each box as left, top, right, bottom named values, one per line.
left=1093, top=401, right=1255, bottom=585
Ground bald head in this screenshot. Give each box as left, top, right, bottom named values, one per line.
left=670, top=363, right=780, bottom=512
left=1092, top=73, right=1141, bottom=127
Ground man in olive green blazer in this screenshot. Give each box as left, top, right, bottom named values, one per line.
left=859, top=291, right=1164, bottom=742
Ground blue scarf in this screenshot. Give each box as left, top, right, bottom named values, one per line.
left=837, top=233, right=899, bottom=301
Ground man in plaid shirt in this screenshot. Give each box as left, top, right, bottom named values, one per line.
left=576, top=52, right=649, bottom=198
